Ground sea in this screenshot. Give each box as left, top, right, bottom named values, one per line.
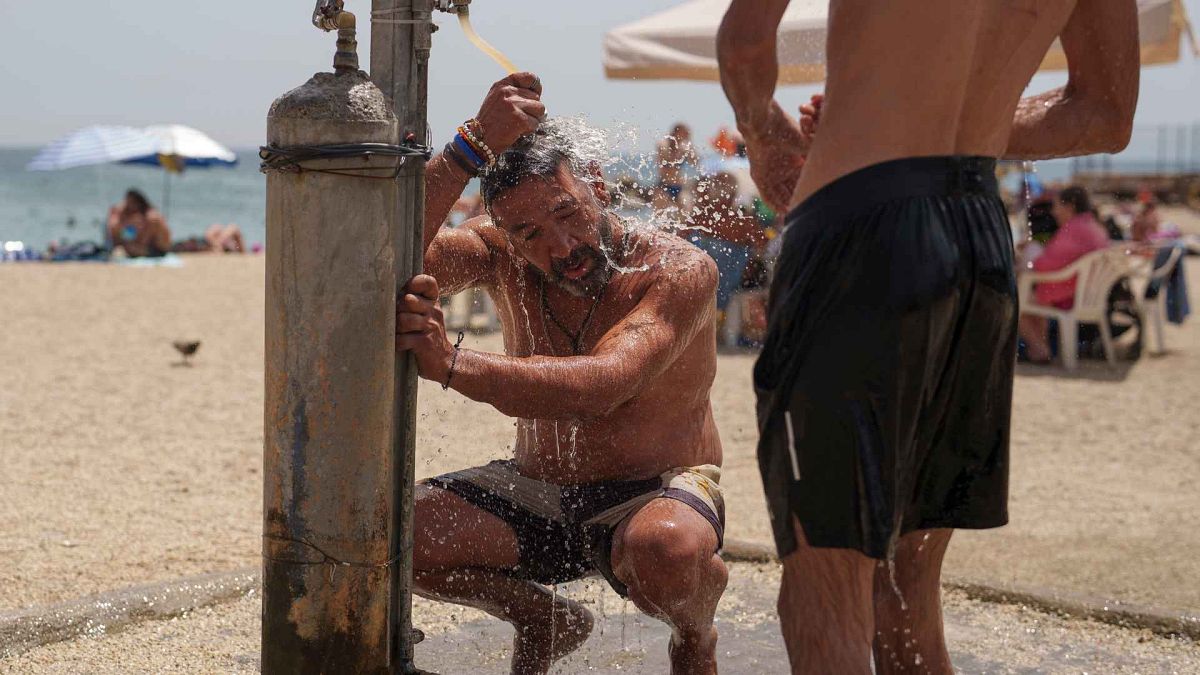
left=0, top=147, right=267, bottom=252
left=0, top=146, right=1173, bottom=253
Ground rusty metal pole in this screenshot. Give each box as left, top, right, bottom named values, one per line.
left=261, top=7, right=401, bottom=672
left=370, top=1, right=434, bottom=672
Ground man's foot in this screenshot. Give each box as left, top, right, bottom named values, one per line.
left=668, top=626, right=719, bottom=675
left=510, top=595, right=594, bottom=675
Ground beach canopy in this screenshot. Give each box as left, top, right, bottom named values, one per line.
left=603, top=0, right=1198, bottom=85
left=122, top=125, right=238, bottom=173
left=25, top=125, right=159, bottom=171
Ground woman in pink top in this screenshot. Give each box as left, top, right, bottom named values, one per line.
left=1019, top=187, right=1111, bottom=363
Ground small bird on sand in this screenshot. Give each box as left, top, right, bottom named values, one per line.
left=173, top=340, right=201, bottom=366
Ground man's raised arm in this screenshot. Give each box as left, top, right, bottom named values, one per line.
left=716, top=0, right=812, bottom=211
left=397, top=256, right=718, bottom=420
left=422, top=72, right=544, bottom=253
left=1005, top=0, right=1139, bottom=159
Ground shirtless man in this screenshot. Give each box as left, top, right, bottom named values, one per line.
left=106, top=189, right=171, bottom=257
left=655, top=122, right=700, bottom=210
left=717, top=1, right=1138, bottom=672
left=397, top=73, right=727, bottom=674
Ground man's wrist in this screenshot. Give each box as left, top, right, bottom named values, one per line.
left=437, top=334, right=467, bottom=391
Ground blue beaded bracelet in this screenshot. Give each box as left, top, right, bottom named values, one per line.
left=453, top=134, right=485, bottom=169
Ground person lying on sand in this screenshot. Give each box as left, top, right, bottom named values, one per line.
left=396, top=73, right=727, bottom=675
left=171, top=224, right=246, bottom=253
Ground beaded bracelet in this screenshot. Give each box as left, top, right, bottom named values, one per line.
left=459, top=120, right=497, bottom=167
left=456, top=126, right=486, bottom=163
left=453, top=134, right=486, bottom=168
left=443, top=140, right=480, bottom=177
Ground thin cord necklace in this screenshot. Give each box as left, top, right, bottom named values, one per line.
left=540, top=277, right=606, bottom=356
left=538, top=225, right=629, bottom=356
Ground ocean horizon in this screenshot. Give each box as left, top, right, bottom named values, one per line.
left=0, top=146, right=1186, bottom=252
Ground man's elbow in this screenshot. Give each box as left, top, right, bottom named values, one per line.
left=1096, top=105, right=1135, bottom=154
left=717, top=18, right=774, bottom=68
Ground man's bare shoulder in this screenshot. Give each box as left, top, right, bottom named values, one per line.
left=460, top=215, right=508, bottom=252
left=626, top=229, right=718, bottom=304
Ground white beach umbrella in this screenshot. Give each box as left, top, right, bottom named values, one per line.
left=124, top=125, right=238, bottom=171
left=121, top=124, right=239, bottom=216
left=25, top=125, right=158, bottom=171
left=603, top=0, right=1198, bottom=85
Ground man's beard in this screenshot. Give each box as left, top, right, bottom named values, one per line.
left=545, top=215, right=616, bottom=298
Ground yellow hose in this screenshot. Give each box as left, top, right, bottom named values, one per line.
left=458, top=8, right=518, bottom=74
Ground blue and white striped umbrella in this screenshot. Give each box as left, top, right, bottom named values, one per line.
left=25, top=125, right=159, bottom=171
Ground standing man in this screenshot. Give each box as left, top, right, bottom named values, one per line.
left=717, top=1, right=1139, bottom=672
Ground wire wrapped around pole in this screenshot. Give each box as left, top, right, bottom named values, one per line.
left=259, top=141, right=432, bottom=179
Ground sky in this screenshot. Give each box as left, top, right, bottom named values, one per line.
left=0, top=0, right=1198, bottom=156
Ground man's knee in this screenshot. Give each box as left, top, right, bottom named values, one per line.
left=615, top=517, right=720, bottom=602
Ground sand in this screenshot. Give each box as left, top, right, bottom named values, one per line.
left=5, top=564, right=1198, bottom=674
left=1, top=207, right=1198, bottom=623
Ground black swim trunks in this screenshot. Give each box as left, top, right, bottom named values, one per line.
left=425, top=461, right=724, bottom=597
left=756, top=156, right=1017, bottom=560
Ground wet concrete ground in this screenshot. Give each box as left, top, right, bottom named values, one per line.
left=4, top=563, right=1197, bottom=674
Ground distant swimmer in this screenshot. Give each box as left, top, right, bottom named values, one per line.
left=398, top=74, right=727, bottom=675
left=718, top=0, right=1138, bottom=672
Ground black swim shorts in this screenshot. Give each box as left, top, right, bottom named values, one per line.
left=425, top=460, right=724, bottom=597
left=756, top=156, right=1017, bottom=560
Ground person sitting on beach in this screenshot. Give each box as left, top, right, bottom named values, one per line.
left=106, top=189, right=170, bottom=258
left=1132, top=202, right=1162, bottom=243
left=1019, top=186, right=1112, bottom=363
left=397, top=73, right=727, bottom=675
left=171, top=224, right=247, bottom=254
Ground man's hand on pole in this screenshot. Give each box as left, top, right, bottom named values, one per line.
left=474, top=72, right=547, bottom=156
left=396, top=275, right=454, bottom=385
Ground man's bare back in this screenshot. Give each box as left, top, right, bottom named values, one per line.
left=718, top=1, right=1139, bottom=672
left=720, top=0, right=1139, bottom=211
left=437, top=219, right=722, bottom=484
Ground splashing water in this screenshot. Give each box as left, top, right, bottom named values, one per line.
left=885, top=557, right=909, bottom=612
left=548, top=583, right=559, bottom=666
left=1020, top=160, right=1037, bottom=242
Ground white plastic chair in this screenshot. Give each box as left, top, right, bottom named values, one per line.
left=1018, top=247, right=1132, bottom=369
left=1128, top=245, right=1185, bottom=354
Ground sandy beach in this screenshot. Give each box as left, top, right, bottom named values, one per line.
left=1, top=209, right=1198, bottom=661
left=6, top=564, right=1199, bottom=674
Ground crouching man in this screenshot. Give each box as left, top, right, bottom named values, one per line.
left=397, top=73, right=727, bottom=675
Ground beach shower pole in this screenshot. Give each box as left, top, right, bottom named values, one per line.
left=261, top=4, right=403, bottom=672
left=370, top=1, right=434, bottom=671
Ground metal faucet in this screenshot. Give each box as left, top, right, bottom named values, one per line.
left=433, top=0, right=471, bottom=13
left=313, top=0, right=345, bottom=31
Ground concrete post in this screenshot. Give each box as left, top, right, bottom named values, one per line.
left=261, top=27, right=401, bottom=673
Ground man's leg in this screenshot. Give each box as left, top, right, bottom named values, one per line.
left=872, top=528, right=954, bottom=675
left=778, top=518, right=877, bottom=675
left=611, top=497, right=728, bottom=675
left=413, top=485, right=593, bottom=675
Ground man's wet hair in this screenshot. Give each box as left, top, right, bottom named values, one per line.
left=480, top=118, right=596, bottom=211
